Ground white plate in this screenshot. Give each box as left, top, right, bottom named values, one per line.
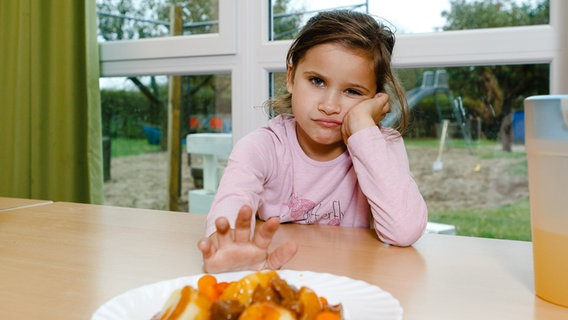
left=92, top=270, right=403, bottom=320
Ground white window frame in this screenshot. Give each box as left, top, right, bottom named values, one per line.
left=99, top=0, right=237, bottom=76
left=99, top=0, right=567, bottom=142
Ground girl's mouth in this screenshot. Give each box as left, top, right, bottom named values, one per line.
left=315, top=118, right=342, bottom=128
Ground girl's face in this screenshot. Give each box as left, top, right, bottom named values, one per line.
left=286, top=43, right=377, bottom=161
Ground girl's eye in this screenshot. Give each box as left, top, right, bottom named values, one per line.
left=346, top=88, right=362, bottom=96
left=310, top=77, right=325, bottom=87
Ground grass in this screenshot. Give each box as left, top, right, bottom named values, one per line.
left=407, top=137, right=529, bottom=178
left=408, top=138, right=532, bottom=240
left=506, top=158, right=528, bottom=177
left=110, top=138, right=161, bottom=157
left=428, top=198, right=532, bottom=241
left=405, top=137, right=497, bottom=149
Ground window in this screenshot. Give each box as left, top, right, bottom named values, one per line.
left=397, top=64, right=548, bottom=240
left=271, top=0, right=549, bottom=37
left=269, top=0, right=368, bottom=40
left=268, top=63, right=548, bottom=240
left=98, top=0, right=236, bottom=65
left=97, top=0, right=220, bottom=40
left=98, top=0, right=566, bottom=241
left=100, top=74, right=231, bottom=211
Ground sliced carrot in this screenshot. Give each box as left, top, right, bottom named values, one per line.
left=197, top=274, right=217, bottom=292
left=197, top=274, right=220, bottom=301
left=215, top=281, right=230, bottom=294
left=201, top=284, right=220, bottom=302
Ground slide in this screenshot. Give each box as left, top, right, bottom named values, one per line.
left=381, top=70, right=450, bottom=127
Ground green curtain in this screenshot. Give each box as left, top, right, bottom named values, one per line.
left=0, top=0, right=103, bottom=204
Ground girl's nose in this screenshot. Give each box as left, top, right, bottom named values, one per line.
left=318, top=92, right=341, bottom=114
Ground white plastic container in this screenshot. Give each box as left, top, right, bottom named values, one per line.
left=524, top=95, right=568, bottom=308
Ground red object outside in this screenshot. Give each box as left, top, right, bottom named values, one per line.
left=210, top=117, right=223, bottom=130
left=190, top=117, right=201, bottom=129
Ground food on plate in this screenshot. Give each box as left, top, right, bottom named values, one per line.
left=153, top=285, right=212, bottom=320
left=151, top=271, right=343, bottom=320
left=237, top=302, right=296, bottom=320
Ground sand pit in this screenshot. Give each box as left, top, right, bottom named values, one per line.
left=103, top=144, right=529, bottom=214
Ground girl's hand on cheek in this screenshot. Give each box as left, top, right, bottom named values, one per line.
left=341, top=93, right=390, bottom=144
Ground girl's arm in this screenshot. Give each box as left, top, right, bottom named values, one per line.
left=348, top=126, right=428, bottom=246
left=199, top=129, right=298, bottom=272
left=204, top=130, right=275, bottom=237
left=342, top=94, right=427, bottom=246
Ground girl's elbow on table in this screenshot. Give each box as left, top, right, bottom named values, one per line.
left=376, top=220, right=427, bottom=247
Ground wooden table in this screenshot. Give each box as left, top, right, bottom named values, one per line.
left=0, top=196, right=52, bottom=211
left=0, top=202, right=567, bottom=319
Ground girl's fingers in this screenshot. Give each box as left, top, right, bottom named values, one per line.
left=214, top=217, right=233, bottom=247
left=197, top=237, right=216, bottom=259
left=383, top=102, right=391, bottom=114
left=253, top=217, right=281, bottom=250
left=372, top=93, right=390, bottom=123
left=266, top=241, right=299, bottom=269
left=201, top=213, right=295, bottom=272
left=378, top=102, right=390, bottom=122
left=234, top=206, right=254, bottom=243
left=375, top=92, right=389, bottom=103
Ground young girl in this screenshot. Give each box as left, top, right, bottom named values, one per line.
left=198, top=10, right=428, bottom=273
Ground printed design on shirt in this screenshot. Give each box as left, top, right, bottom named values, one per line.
left=325, top=201, right=343, bottom=226
left=288, top=193, right=316, bottom=220
left=287, top=193, right=344, bottom=225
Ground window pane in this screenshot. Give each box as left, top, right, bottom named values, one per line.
left=100, top=73, right=231, bottom=211
left=271, top=0, right=549, bottom=39
left=96, top=0, right=219, bottom=41
left=399, top=64, right=548, bottom=240
left=266, top=72, right=287, bottom=118
left=270, top=0, right=367, bottom=40
left=271, top=63, right=549, bottom=240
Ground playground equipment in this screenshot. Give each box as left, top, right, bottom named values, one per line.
left=452, top=96, right=474, bottom=153
left=408, top=69, right=451, bottom=117
left=432, top=119, right=449, bottom=171
left=381, top=69, right=450, bottom=128
left=382, top=70, right=473, bottom=151
left=432, top=97, right=474, bottom=171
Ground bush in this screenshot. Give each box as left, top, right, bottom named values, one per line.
left=101, top=89, right=164, bottom=139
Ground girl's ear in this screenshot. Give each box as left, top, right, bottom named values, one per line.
left=286, top=65, right=294, bottom=94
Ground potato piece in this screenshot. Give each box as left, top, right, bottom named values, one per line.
left=219, top=270, right=279, bottom=306
left=159, top=286, right=211, bottom=320
left=238, top=302, right=296, bottom=320
left=298, top=287, right=322, bottom=320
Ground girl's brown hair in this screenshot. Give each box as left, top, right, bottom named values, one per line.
left=267, top=10, right=409, bottom=134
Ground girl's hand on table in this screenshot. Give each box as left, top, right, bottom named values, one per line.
left=341, top=92, right=391, bottom=144
left=197, top=205, right=298, bottom=273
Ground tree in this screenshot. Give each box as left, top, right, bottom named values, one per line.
left=442, top=0, right=549, bottom=30
left=441, top=0, right=549, bottom=150
left=97, top=0, right=220, bottom=149
left=97, top=0, right=303, bottom=145
left=272, top=0, right=305, bottom=40
left=97, top=0, right=216, bottom=41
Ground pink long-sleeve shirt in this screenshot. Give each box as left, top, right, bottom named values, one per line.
left=205, top=115, right=428, bottom=246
